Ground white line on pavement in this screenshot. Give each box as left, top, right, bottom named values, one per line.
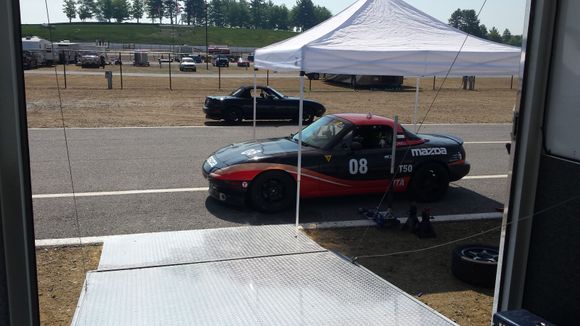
left=28, top=123, right=511, bottom=131
left=35, top=212, right=502, bottom=247
left=32, top=187, right=209, bottom=199
left=32, top=174, right=507, bottom=199
left=464, top=141, right=509, bottom=144
left=462, top=174, right=508, bottom=180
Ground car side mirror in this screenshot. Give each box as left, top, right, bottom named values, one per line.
left=351, top=142, right=362, bottom=151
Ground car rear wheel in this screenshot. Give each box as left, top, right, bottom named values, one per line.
left=410, top=163, right=449, bottom=202
left=250, top=171, right=295, bottom=213
left=224, top=109, right=243, bottom=124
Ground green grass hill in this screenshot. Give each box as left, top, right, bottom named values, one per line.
left=21, top=23, right=296, bottom=48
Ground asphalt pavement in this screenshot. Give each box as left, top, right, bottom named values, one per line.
left=29, top=123, right=512, bottom=239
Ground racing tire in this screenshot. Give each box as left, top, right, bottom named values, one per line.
left=410, top=163, right=449, bottom=202
left=224, top=109, right=243, bottom=124
left=250, top=171, right=296, bottom=213
left=451, top=244, right=499, bottom=288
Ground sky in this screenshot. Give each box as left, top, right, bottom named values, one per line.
left=20, top=0, right=527, bottom=34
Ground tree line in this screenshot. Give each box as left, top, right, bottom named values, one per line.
left=448, top=9, right=522, bottom=46
left=63, top=0, right=331, bottom=31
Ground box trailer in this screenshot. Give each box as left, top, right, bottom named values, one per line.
left=21, top=36, right=56, bottom=66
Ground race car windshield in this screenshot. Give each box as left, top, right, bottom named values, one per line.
left=293, top=116, right=350, bottom=148
left=230, top=87, right=245, bottom=96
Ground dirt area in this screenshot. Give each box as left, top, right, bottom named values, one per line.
left=305, top=219, right=501, bottom=326
left=36, top=245, right=101, bottom=326
left=24, top=69, right=517, bottom=128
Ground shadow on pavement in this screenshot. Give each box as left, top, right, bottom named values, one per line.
left=206, top=184, right=503, bottom=225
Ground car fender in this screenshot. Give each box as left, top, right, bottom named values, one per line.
left=210, top=163, right=320, bottom=197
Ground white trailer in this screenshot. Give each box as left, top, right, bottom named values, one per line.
left=54, top=40, right=80, bottom=64
left=21, top=36, right=56, bottom=65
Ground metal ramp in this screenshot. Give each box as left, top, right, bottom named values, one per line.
left=72, top=225, right=457, bottom=326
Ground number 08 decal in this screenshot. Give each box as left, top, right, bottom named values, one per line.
left=349, top=158, right=368, bottom=174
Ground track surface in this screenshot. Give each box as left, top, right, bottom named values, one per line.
left=30, top=123, right=511, bottom=239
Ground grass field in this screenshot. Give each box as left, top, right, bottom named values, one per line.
left=22, top=23, right=296, bottom=48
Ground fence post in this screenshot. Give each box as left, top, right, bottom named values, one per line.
left=63, top=56, right=67, bottom=89
left=119, top=52, right=123, bottom=90
left=218, top=65, right=221, bottom=90
left=168, top=53, right=172, bottom=91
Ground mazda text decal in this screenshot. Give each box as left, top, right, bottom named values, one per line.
left=411, top=147, right=448, bottom=157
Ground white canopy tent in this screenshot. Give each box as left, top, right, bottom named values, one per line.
left=253, top=0, right=521, bottom=227
left=255, top=0, right=520, bottom=76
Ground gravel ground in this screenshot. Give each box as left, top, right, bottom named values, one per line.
left=36, top=245, right=101, bottom=326
left=24, top=73, right=518, bottom=128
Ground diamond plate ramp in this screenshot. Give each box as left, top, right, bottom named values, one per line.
left=73, top=251, right=456, bottom=326
left=98, top=225, right=324, bottom=270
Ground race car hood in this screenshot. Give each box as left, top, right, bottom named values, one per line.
left=211, top=137, right=307, bottom=167
left=418, top=133, right=464, bottom=146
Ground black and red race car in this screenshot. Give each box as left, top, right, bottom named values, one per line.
left=202, top=114, right=470, bottom=212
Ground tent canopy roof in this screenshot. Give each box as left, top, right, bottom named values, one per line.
left=255, top=0, right=521, bottom=76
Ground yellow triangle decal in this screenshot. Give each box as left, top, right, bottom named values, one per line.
left=324, top=155, right=332, bottom=162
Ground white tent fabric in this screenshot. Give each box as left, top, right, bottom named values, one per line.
left=255, top=0, right=521, bottom=76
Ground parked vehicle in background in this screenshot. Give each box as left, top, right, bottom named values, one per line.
left=192, top=55, right=203, bottom=63
left=21, top=36, right=56, bottom=66
left=324, top=74, right=404, bottom=90
left=80, top=53, right=101, bottom=68
left=22, top=50, right=38, bottom=69
left=237, top=57, right=250, bottom=67
left=213, top=56, right=229, bottom=67
left=133, top=51, right=150, bottom=67
left=179, top=57, right=197, bottom=72
left=203, top=85, right=326, bottom=124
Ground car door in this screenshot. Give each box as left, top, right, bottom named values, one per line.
left=322, top=125, right=395, bottom=195
left=250, top=88, right=274, bottom=119
left=265, top=89, right=296, bottom=119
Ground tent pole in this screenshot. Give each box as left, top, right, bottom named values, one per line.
left=253, top=68, right=257, bottom=140
left=390, top=115, right=398, bottom=175
left=413, top=77, right=420, bottom=132
left=295, top=71, right=305, bottom=234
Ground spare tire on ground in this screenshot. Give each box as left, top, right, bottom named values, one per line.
left=451, top=244, right=499, bottom=288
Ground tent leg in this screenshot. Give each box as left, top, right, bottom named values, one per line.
left=413, top=77, right=420, bottom=132
left=295, top=71, right=305, bottom=234
left=253, top=68, right=257, bottom=140
left=390, top=115, right=398, bottom=175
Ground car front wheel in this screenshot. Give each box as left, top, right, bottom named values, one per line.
left=250, top=171, right=295, bottom=213
left=224, top=109, right=243, bottom=124
left=410, top=163, right=449, bottom=202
